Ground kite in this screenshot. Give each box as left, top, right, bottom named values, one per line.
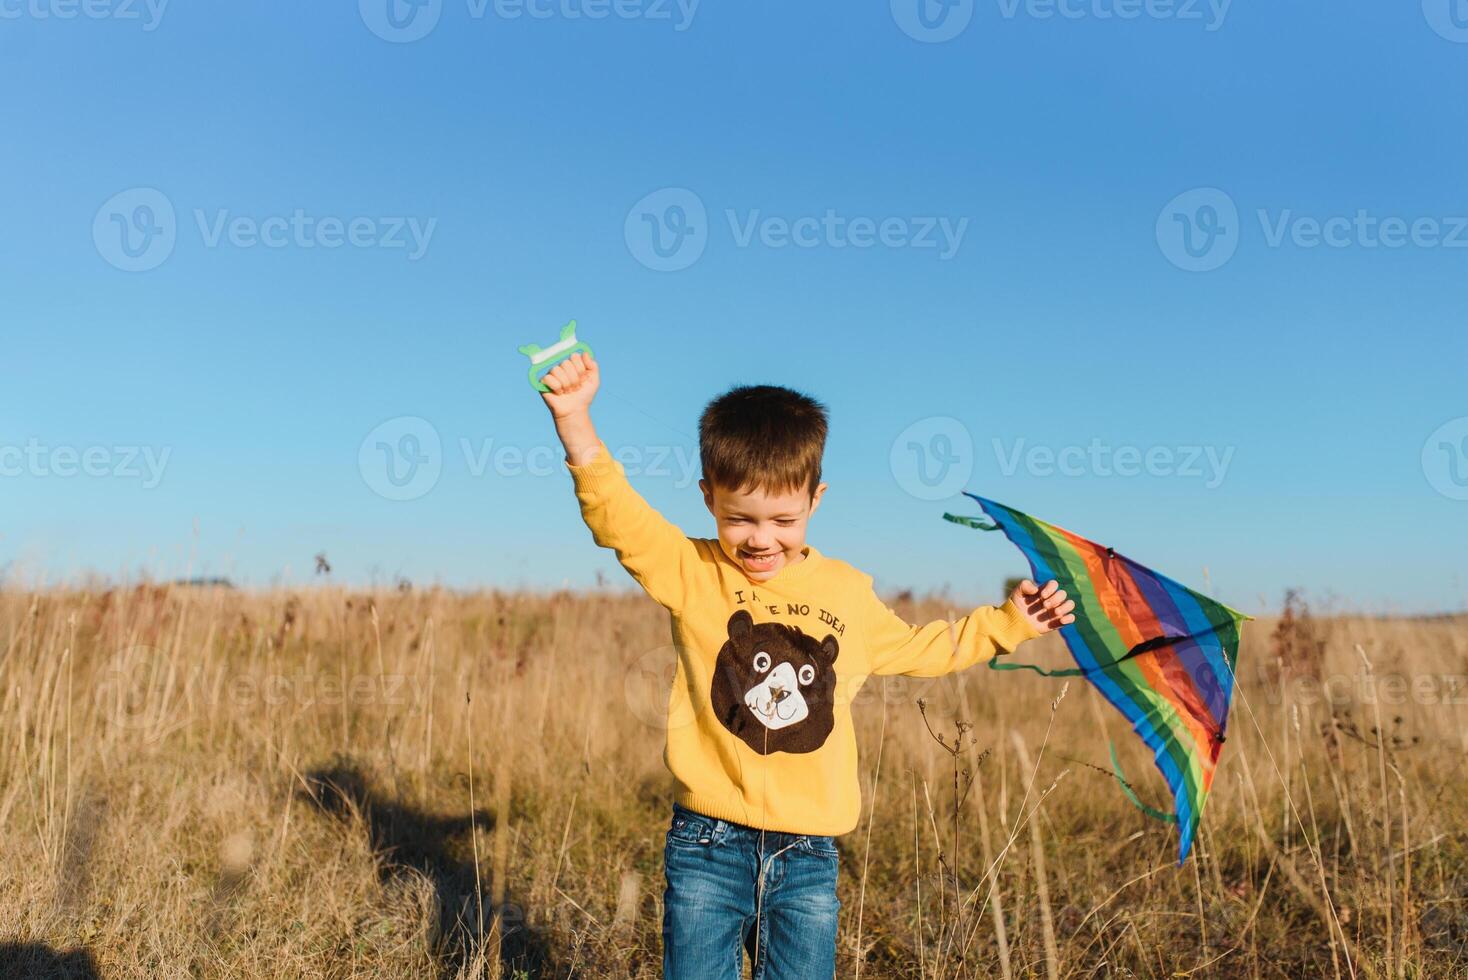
left=944, top=494, right=1251, bottom=864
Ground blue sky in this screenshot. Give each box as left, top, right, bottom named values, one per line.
left=3, top=1, right=1465, bottom=613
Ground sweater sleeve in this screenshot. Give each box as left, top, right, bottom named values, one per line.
left=564, top=441, right=701, bottom=612
left=860, top=578, right=1041, bottom=677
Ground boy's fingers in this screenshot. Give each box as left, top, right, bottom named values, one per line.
left=1018, top=579, right=1037, bottom=596
left=1041, top=580, right=1058, bottom=599
left=1044, top=589, right=1068, bottom=609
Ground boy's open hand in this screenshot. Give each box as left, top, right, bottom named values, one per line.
left=539, top=352, right=599, bottom=420
left=1011, top=579, right=1076, bottom=634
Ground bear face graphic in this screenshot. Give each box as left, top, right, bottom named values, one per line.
left=710, top=609, right=840, bottom=755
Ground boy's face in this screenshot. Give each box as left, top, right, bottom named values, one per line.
left=700, top=477, right=827, bottom=582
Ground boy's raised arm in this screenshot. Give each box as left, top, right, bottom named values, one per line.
left=539, top=353, right=701, bottom=612
left=860, top=576, right=1074, bottom=677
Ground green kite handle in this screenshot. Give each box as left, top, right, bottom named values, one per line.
left=517, top=319, right=593, bottom=393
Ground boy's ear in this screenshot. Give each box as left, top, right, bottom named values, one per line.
left=700, top=478, right=715, bottom=514
left=809, top=481, right=829, bottom=514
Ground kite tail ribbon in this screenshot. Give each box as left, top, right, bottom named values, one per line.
left=1109, top=742, right=1178, bottom=825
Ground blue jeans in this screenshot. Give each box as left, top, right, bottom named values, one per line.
left=661, top=801, right=841, bottom=980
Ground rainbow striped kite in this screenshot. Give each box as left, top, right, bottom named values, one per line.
left=944, top=494, right=1251, bottom=864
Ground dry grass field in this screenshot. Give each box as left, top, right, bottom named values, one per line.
left=0, top=584, right=1463, bottom=978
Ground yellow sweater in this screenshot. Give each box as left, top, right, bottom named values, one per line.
left=566, top=442, right=1040, bottom=836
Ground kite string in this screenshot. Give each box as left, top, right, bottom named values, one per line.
left=986, top=659, right=1084, bottom=677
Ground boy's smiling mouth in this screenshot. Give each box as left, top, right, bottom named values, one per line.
left=738, top=548, right=782, bottom=572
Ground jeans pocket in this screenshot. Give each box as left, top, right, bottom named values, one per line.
left=666, top=806, right=719, bottom=849
left=798, top=834, right=839, bottom=859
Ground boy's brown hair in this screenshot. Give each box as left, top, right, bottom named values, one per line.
left=698, top=385, right=828, bottom=498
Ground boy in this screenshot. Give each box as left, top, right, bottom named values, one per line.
left=538, top=353, right=1074, bottom=979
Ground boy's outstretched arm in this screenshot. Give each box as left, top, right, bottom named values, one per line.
left=539, top=353, right=701, bottom=611
left=540, top=352, right=604, bottom=466
left=862, top=577, right=1076, bottom=678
